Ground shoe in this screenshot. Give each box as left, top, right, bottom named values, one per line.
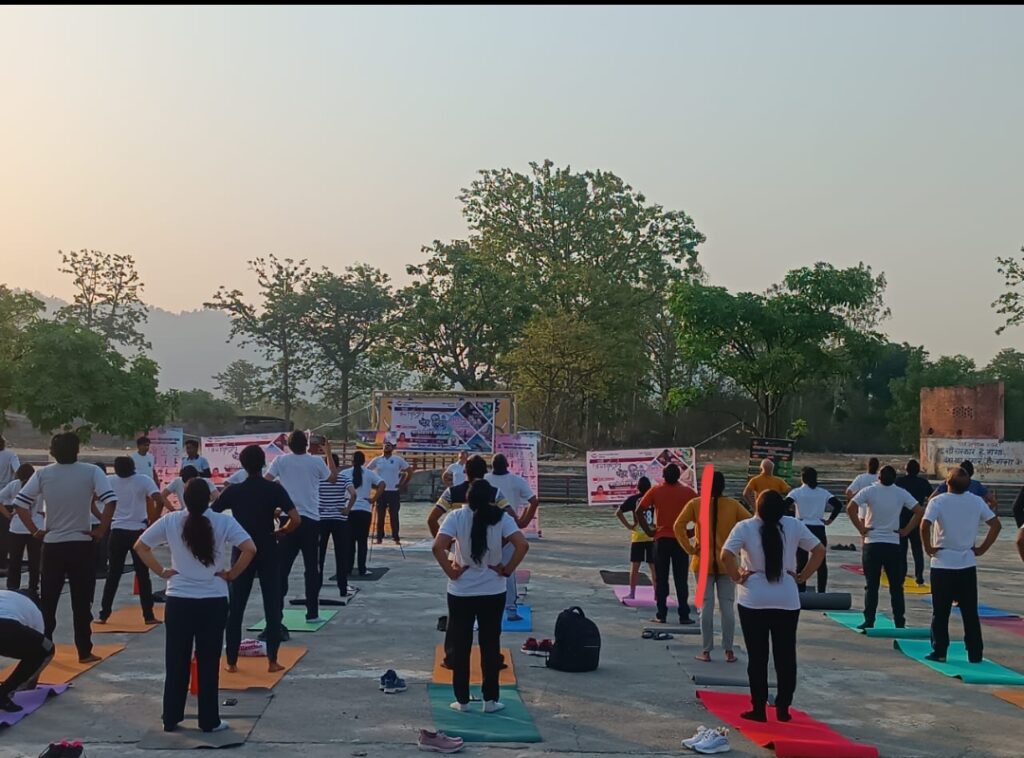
left=0, top=694, right=23, bottom=713
left=856, top=622, right=874, bottom=631
left=58, top=742, right=84, bottom=758
left=418, top=729, right=465, bottom=753
left=537, top=639, right=553, bottom=655
left=382, top=671, right=407, bottom=694
left=693, top=728, right=730, bottom=754
left=449, top=701, right=470, bottom=713
left=483, top=700, right=505, bottom=713
left=678, top=617, right=696, bottom=625
left=968, top=657, right=983, bottom=664
left=776, top=704, right=792, bottom=722
left=521, top=638, right=539, bottom=655
left=916, top=578, right=925, bottom=586
left=359, top=569, right=369, bottom=576
left=506, top=611, right=523, bottom=622
left=681, top=725, right=710, bottom=749
left=741, top=709, right=767, bottom=722
left=203, top=720, right=230, bottom=733
left=306, top=616, right=327, bottom=624
left=379, top=669, right=397, bottom=690
left=924, top=651, right=947, bottom=663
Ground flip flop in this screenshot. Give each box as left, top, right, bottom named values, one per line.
left=725, top=651, right=738, bottom=663
left=654, top=632, right=674, bottom=641
left=695, top=652, right=711, bottom=662
left=642, top=630, right=655, bottom=639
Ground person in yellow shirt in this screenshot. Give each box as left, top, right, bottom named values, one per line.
left=742, top=459, right=790, bottom=511
left=675, top=471, right=751, bottom=662
left=614, top=477, right=656, bottom=600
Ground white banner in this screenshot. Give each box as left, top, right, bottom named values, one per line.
left=586, top=447, right=697, bottom=506
left=921, top=437, right=1024, bottom=482
left=201, top=432, right=290, bottom=484
left=386, top=396, right=498, bottom=453
left=495, top=432, right=540, bottom=537
left=149, top=427, right=183, bottom=486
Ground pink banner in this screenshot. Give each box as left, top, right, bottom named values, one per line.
left=495, top=433, right=540, bottom=538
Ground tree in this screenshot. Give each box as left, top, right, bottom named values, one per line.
left=983, top=348, right=1024, bottom=440
left=671, top=262, right=888, bottom=436
left=166, top=389, right=239, bottom=435
left=213, top=360, right=266, bottom=411
left=302, top=265, right=396, bottom=438
left=56, top=249, right=150, bottom=350
left=0, top=287, right=44, bottom=428
left=206, top=255, right=311, bottom=424
left=993, top=246, right=1024, bottom=334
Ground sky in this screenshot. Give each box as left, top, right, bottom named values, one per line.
left=1, top=5, right=1022, bottom=364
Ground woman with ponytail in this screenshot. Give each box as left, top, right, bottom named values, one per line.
left=720, top=490, right=825, bottom=724
left=135, top=478, right=256, bottom=734
left=343, top=451, right=384, bottom=576
left=785, top=466, right=843, bottom=593
left=432, top=457, right=528, bottom=715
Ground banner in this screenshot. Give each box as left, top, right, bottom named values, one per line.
left=201, top=432, right=290, bottom=484
left=921, top=437, right=1024, bottom=481
left=585, top=447, right=698, bottom=506
left=748, top=437, right=795, bottom=479
left=384, top=396, right=498, bottom=453
left=495, top=432, right=540, bottom=537
left=149, top=427, right=183, bottom=485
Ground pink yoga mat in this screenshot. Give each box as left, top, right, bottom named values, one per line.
left=841, top=564, right=864, bottom=576
left=612, top=585, right=678, bottom=608
left=984, top=617, right=1024, bottom=637
left=0, top=685, right=69, bottom=728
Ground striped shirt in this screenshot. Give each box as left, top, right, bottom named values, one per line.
left=16, top=462, right=116, bottom=543
left=319, top=478, right=350, bottom=521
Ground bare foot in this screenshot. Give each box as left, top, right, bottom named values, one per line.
left=94, top=619, right=107, bottom=625
left=626, top=591, right=636, bottom=599
left=79, top=654, right=102, bottom=664
left=694, top=652, right=711, bottom=662
left=225, top=664, right=238, bottom=673
left=268, top=662, right=285, bottom=673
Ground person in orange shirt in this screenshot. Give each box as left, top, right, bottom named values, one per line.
left=636, top=463, right=697, bottom=625
left=742, top=459, right=790, bottom=511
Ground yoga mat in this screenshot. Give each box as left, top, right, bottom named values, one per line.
left=138, top=719, right=257, bottom=749
left=599, top=569, right=651, bottom=586
left=697, top=690, right=879, bottom=758
left=983, top=616, right=1024, bottom=638
left=841, top=564, right=864, bottom=576
left=502, top=605, right=532, bottom=632
left=993, top=689, right=1024, bottom=709
left=515, top=569, right=530, bottom=583
left=248, top=608, right=337, bottom=632
left=839, top=563, right=929, bottom=592
left=613, top=585, right=677, bottom=608
left=689, top=649, right=773, bottom=687
left=695, top=464, right=714, bottom=609
left=893, top=639, right=1024, bottom=685
left=799, top=592, right=851, bottom=611
left=825, top=611, right=931, bottom=639
left=431, top=645, right=516, bottom=685
left=922, top=597, right=1021, bottom=619
left=0, top=644, right=126, bottom=685
left=0, top=685, right=69, bottom=729
left=220, top=645, right=306, bottom=690
left=289, top=587, right=359, bottom=607
left=427, top=684, right=540, bottom=743
left=93, top=604, right=165, bottom=633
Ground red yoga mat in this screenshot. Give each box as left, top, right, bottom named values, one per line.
left=697, top=690, right=879, bottom=758
left=984, top=616, right=1024, bottom=637
left=840, top=564, right=864, bottom=576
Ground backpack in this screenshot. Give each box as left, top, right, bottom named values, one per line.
left=546, top=606, right=601, bottom=672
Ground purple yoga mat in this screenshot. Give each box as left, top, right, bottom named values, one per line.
left=612, top=585, right=678, bottom=608
left=0, top=684, right=70, bottom=728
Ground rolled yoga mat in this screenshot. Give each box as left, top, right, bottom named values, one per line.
left=893, top=639, right=1024, bottom=685
left=799, top=592, right=852, bottom=611
left=825, top=611, right=931, bottom=639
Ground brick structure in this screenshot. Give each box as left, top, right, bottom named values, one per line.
left=919, top=382, right=1004, bottom=441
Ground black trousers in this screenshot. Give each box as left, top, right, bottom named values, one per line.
left=100, top=528, right=153, bottom=620
left=318, top=519, right=351, bottom=596
left=0, top=618, right=54, bottom=698
left=163, top=596, right=227, bottom=732
left=40, top=541, right=96, bottom=658
left=654, top=537, right=691, bottom=622
left=0, top=515, right=9, bottom=575
left=862, top=542, right=905, bottom=626
left=931, top=566, right=983, bottom=660
left=227, top=546, right=282, bottom=665
left=375, top=491, right=401, bottom=540
left=797, top=524, right=828, bottom=593
left=900, top=529, right=925, bottom=584
left=446, top=592, right=505, bottom=704
left=93, top=531, right=109, bottom=577
left=279, top=519, right=320, bottom=620
left=7, top=532, right=41, bottom=595
left=349, top=511, right=371, bottom=574
left=738, top=605, right=799, bottom=710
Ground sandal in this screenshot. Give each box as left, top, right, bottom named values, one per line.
left=649, top=617, right=666, bottom=624
left=725, top=650, right=738, bottom=663
left=642, top=630, right=655, bottom=639
left=653, top=632, right=674, bottom=641
left=694, top=652, right=711, bottom=662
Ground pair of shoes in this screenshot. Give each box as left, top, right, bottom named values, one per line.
left=641, top=630, right=672, bottom=641
left=685, top=726, right=730, bottom=754
left=418, top=728, right=464, bottom=753
left=924, top=651, right=947, bottom=663
left=520, top=638, right=552, bottom=656
left=38, top=741, right=85, bottom=757
left=380, top=669, right=407, bottom=694
left=0, top=694, right=23, bottom=713
left=202, top=721, right=230, bottom=733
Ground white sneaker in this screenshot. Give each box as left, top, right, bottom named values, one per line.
left=681, top=725, right=710, bottom=749
left=205, top=720, right=231, bottom=733
left=483, top=700, right=505, bottom=713
left=449, top=701, right=470, bottom=713
left=693, top=728, right=730, bottom=754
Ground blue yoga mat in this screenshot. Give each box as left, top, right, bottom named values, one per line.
left=502, top=605, right=533, bottom=633
left=922, top=597, right=1020, bottom=619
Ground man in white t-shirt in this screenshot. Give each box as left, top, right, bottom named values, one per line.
left=921, top=467, right=1001, bottom=663
left=180, top=439, right=212, bottom=478
left=131, top=436, right=160, bottom=488
left=846, top=457, right=879, bottom=502
left=0, top=437, right=20, bottom=581
left=161, top=466, right=219, bottom=513
left=443, top=451, right=469, bottom=488
left=485, top=454, right=540, bottom=621
left=848, top=466, right=923, bottom=630
left=367, top=442, right=412, bottom=544
left=0, top=589, right=55, bottom=713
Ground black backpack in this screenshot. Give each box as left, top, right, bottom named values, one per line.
left=546, top=606, right=601, bottom=672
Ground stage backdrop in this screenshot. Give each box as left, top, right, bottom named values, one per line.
left=586, top=447, right=698, bottom=506
left=495, top=432, right=540, bottom=537
left=201, top=432, right=290, bottom=484
left=149, top=427, right=183, bottom=485
left=382, top=396, right=501, bottom=453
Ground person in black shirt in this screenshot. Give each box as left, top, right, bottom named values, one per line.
left=614, top=477, right=655, bottom=599
left=213, top=445, right=299, bottom=672
left=895, top=459, right=933, bottom=585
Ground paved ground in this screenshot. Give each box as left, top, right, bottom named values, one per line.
left=3, top=504, right=1024, bottom=757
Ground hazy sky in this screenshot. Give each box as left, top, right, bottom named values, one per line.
left=2, top=6, right=1022, bottom=364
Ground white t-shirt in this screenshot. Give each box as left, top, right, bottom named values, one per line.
left=439, top=508, right=520, bottom=597
left=368, top=454, right=410, bottom=491
left=131, top=452, right=157, bottom=482
left=485, top=472, right=534, bottom=509
left=180, top=455, right=211, bottom=473
left=266, top=453, right=330, bottom=521
left=138, top=510, right=252, bottom=599
left=0, top=450, right=21, bottom=488
left=0, top=480, right=44, bottom=534
left=16, top=462, right=115, bottom=544
left=851, top=484, right=919, bottom=545
left=0, top=589, right=44, bottom=632
left=847, top=472, right=877, bottom=496
left=923, top=492, right=996, bottom=570
left=164, top=477, right=218, bottom=511
left=445, top=462, right=467, bottom=487
left=341, top=467, right=383, bottom=512
left=787, top=485, right=834, bottom=526
left=722, top=516, right=821, bottom=610
left=108, top=473, right=159, bottom=530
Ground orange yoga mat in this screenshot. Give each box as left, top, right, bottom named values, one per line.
left=93, top=604, right=165, bottom=633
left=1, top=644, right=126, bottom=685
left=994, top=689, right=1024, bottom=709
left=217, top=645, right=307, bottom=691
left=431, top=645, right=516, bottom=686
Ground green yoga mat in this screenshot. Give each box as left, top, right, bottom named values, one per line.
left=894, top=639, right=1024, bottom=685
left=427, top=684, right=541, bottom=743
left=826, top=611, right=931, bottom=639
left=248, top=608, right=337, bottom=632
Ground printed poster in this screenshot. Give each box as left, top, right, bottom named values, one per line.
left=201, top=432, right=290, bottom=484
left=385, top=397, right=498, bottom=453
left=149, top=427, right=183, bottom=485
left=495, top=432, right=540, bottom=537
left=586, top=447, right=697, bottom=506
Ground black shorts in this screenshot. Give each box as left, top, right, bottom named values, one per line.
left=630, top=542, right=654, bottom=563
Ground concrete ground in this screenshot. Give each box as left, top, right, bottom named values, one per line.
left=3, top=504, right=1023, bottom=758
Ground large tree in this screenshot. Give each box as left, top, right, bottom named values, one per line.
left=56, top=248, right=150, bottom=350
left=206, top=255, right=311, bottom=424
left=0, top=287, right=44, bottom=428
left=212, top=360, right=266, bottom=412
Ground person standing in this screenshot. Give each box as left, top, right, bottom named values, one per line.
left=97, top=457, right=168, bottom=625
left=162, top=465, right=218, bottom=513
left=0, top=437, right=20, bottom=580
left=2, top=465, right=43, bottom=596
left=266, top=431, right=335, bottom=623
left=785, top=467, right=843, bottom=592
left=485, top=453, right=539, bottom=623
left=13, top=433, right=116, bottom=663
left=431, top=479, right=528, bottom=714
left=721, top=490, right=825, bottom=723
left=135, top=479, right=256, bottom=733
left=846, top=457, right=880, bottom=502
left=180, top=440, right=212, bottom=478
left=931, top=460, right=998, bottom=510
left=894, top=459, right=933, bottom=586
left=131, top=436, right=160, bottom=489
left=614, top=477, right=657, bottom=600
left=636, top=463, right=698, bottom=625
left=342, top=452, right=383, bottom=577
left=443, top=450, right=469, bottom=488
left=368, top=442, right=412, bottom=544
left=318, top=453, right=354, bottom=600
left=0, top=589, right=54, bottom=713
left=675, top=471, right=750, bottom=662
left=742, top=459, right=790, bottom=511
left=920, top=467, right=1001, bottom=663
left=848, top=466, right=923, bottom=630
